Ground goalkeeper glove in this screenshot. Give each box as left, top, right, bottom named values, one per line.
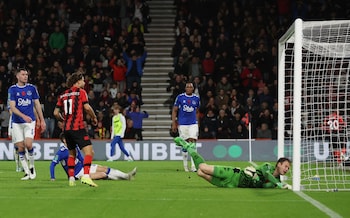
left=283, top=184, right=292, bottom=190
left=277, top=182, right=292, bottom=190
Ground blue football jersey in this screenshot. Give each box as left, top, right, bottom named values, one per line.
left=174, top=93, right=200, bottom=125
left=8, top=83, right=40, bottom=123
left=49, top=145, right=84, bottom=179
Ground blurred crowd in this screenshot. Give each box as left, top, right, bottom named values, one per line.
left=0, top=0, right=349, bottom=140
left=168, top=0, right=350, bottom=139
left=0, top=0, right=151, bottom=140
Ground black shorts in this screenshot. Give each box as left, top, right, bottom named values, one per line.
left=64, top=129, right=92, bottom=150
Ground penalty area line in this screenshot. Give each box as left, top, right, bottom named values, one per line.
left=295, top=192, right=342, bottom=218
left=249, top=161, right=341, bottom=217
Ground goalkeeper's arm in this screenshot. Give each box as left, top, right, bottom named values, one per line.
left=257, top=163, right=292, bottom=189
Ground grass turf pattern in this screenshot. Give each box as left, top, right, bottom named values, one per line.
left=0, top=161, right=349, bottom=218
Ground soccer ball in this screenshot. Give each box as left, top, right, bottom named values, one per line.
left=244, top=166, right=258, bottom=179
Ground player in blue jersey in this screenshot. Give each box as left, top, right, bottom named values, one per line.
left=50, top=133, right=137, bottom=181
left=171, top=82, right=200, bottom=172
left=8, top=68, right=46, bottom=180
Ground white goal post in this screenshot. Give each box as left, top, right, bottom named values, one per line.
left=278, top=18, right=350, bottom=191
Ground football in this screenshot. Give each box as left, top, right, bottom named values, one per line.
left=244, top=166, right=258, bottom=179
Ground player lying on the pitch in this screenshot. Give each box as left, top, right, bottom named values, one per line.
left=50, top=133, right=137, bottom=181
left=174, top=137, right=292, bottom=189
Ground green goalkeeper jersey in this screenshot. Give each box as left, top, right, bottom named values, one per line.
left=210, top=163, right=281, bottom=188
left=254, top=162, right=281, bottom=188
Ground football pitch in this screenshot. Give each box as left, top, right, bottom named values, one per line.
left=0, top=160, right=349, bottom=218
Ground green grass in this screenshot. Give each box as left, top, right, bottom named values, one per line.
left=0, top=161, right=349, bottom=218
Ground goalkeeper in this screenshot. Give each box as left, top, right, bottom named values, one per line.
left=174, top=137, right=292, bottom=189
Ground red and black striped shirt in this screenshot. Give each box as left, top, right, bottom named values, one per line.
left=56, top=86, right=88, bottom=131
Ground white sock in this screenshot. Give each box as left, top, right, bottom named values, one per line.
left=107, top=168, right=128, bottom=180
left=14, top=149, right=20, bottom=167
left=19, top=154, right=30, bottom=174
left=28, top=150, right=35, bottom=169
left=182, top=151, right=188, bottom=169
left=190, top=145, right=197, bottom=170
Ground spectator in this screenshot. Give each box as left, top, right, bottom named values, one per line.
left=240, top=60, right=263, bottom=94
left=200, top=109, right=217, bottom=139
left=127, top=80, right=143, bottom=105
left=100, top=89, right=113, bottom=109
left=173, top=55, right=189, bottom=79
left=232, top=123, right=249, bottom=139
left=123, top=48, right=147, bottom=89
left=215, top=88, right=230, bottom=110
left=43, top=95, right=57, bottom=138
left=216, top=109, right=231, bottom=139
left=109, top=82, right=119, bottom=99
left=256, top=122, right=273, bottom=139
left=200, top=77, right=216, bottom=98
left=258, top=85, right=274, bottom=108
left=88, top=24, right=104, bottom=60
left=127, top=90, right=142, bottom=107
left=94, top=121, right=110, bottom=139
left=214, top=50, right=232, bottom=81
left=109, top=56, right=127, bottom=94
left=124, top=117, right=137, bottom=139
left=200, top=96, right=218, bottom=115
left=114, top=92, right=129, bottom=108
left=0, top=105, right=10, bottom=138
left=167, top=74, right=185, bottom=103
left=48, top=25, right=66, bottom=53
left=126, top=106, right=149, bottom=141
left=229, top=99, right=246, bottom=119
left=201, top=51, right=215, bottom=80
left=188, top=56, right=202, bottom=81
left=257, top=107, right=274, bottom=131
left=215, top=76, right=232, bottom=96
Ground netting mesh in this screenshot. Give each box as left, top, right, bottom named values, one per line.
left=282, top=20, right=350, bottom=191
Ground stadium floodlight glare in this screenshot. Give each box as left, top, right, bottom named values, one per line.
left=278, top=18, right=350, bottom=191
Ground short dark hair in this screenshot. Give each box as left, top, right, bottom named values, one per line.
left=276, top=157, right=291, bottom=166
left=59, top=132, right=65, bottom=143
left=67, top=72, right=83, bottom=88
left=15, top=67, right=28, bottom=75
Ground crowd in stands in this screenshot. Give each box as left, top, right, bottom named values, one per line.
left=0, top=0, right=151, bottom=140
left=0, top=0, right=348, bottom=141
left=168, top=0, right=350, bottom=139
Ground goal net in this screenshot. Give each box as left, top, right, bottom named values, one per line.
left=278, top=18, right=350, bottom=191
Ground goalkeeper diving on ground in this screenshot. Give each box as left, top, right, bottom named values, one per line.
left=174, top=137, right=292, bottom=189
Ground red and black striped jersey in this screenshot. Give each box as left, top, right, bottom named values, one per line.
left=56, top=86, right=88, bottom=131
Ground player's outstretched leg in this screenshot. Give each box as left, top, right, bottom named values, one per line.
left=174, top=137, right=204, bottom=169
left=127, top=167, right=137, bottom=180
left=174, top=137, right=195, bottom=150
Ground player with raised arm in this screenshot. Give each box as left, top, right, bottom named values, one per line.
left=50, top=133, right=137, bottom=181
left=8, top=68, right=46, bottom=180
left=54, top=72, right=98, bottom=187
left=174, top=137, right=292, bottom=189
left=171, top=82, right=200, bottom=172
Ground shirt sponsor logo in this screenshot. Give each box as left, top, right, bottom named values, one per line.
left=18, top=98, right=31, bottom=106
left=183, top=105, right=194, bottom=112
